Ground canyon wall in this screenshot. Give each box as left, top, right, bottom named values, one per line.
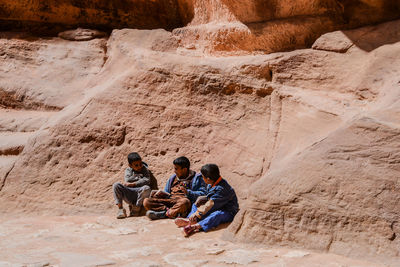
left=0, top=0, right=185, bottom=32
left=1, top=1, right=399, bottom=52
left=171, top=0, right=400, bottom=53
left=0, top=0, right=400, bottom=264
left=226, top=24, right=400, bottom=260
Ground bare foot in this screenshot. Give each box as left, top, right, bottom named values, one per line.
left=174, top=217, right=190, bottom=227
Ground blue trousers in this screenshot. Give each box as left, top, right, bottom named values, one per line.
left=187, top=204, right=234, bottom=232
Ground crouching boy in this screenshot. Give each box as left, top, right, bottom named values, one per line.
left=143, top=156, right=206, bottom=220
left=174, top=163, right=239, bottom=237
left=112, top=152, right=151, bottom=219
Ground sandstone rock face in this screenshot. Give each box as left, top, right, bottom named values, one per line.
left=0, top=32, right=107, bottom=198
left=0, top=36, right=106, bottom=112
left=0, top=29, right=274, bottom=212
left=225, top=19, right=400, bottom=262
left=58, top=28, right=106, bottom=41
left=0, top=4, right=400, bottom=266
left=0, top=0, right=184, bottom=31
left=1, top=0, right=399, bottom=53
left=170, top=0, right=400, bottom=54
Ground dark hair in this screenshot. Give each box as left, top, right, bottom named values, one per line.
left=173, top=156, right=190, bottom=170
left=127, top=152, right=142, bottom=165
left=200, top=164, right=220, bottom=181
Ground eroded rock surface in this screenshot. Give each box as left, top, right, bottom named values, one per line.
left=1, top=0, right=399, bottom=54
left=0, top=0, right=185, bottom=31
left=0, top=5, right=399, bottom=266
left=225, top=19, right=400, bottom=262
left=58, top=28, right=106, bottom=41
left=170, top=0, right=400, bottom=54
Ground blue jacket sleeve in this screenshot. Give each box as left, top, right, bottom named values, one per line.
left=206, top=184, right=235, bottom=213
left=164, top=174, right=176, bottom=193
left=186, top=173, right=207, bottom=203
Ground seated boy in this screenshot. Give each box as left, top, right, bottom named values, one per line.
left=112, top=152, right=151, bottom=219
left=143, top=156, right=206, bottom=220
left=174, top=163, right=239, bottom=237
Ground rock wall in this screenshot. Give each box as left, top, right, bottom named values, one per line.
left=224, top=20, right=400, bottom=263
left=1, top=20, right=399, bottom=263
left=1, top=0, right=399, bottom=52
left=170, top=0, right=400, bottom=54
left=0, top=29, right=274, bottom=213
left=0, top=0, right=184, bottom=32
left=0, top=1, right=400, bottom=265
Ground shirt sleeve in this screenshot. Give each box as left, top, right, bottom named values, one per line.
left=164, top=175, right=175, bottom=193
left=187, top=174, right=207, bottom=203
left=206, top=186, right=232, bottom=212
left=134, top=167, right=151, bottom=187
left=124, top=168, right=134, bottom=182
left=124, top=167, right=150, bottom=187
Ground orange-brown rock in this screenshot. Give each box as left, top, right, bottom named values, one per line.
left=0, top=19, right=399, bottom=264
left=58, top=28, right=106, bottom=41
left=170, top=0, right=400, bottom=54
left=0, top=2, right=400, bottom=266
left=1, top=0, right=399, bottom=53
left=225, top=19, right=400, bottom=263
left=0, top=0, right=185, bottom=31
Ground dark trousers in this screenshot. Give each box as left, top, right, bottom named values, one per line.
left=113, top=182, right=151, bottom=207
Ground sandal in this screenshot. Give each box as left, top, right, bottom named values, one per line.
left=182, top=224, right=198, bottom=237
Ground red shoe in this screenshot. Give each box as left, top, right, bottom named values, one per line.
left=182, top=224, right=197, bottom=237
left=174, top=218, right=190, bottom=227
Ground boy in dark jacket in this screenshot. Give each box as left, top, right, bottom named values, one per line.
left=174, top=163, right=239, bottom=237
left=143, top=156, right=206, bottom=220
left=112, top=152, right=151, bottom=219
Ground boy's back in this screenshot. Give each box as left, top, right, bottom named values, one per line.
left=174, top=163, right=239, bottom=237
left=206, top=178, right=239, bottom=216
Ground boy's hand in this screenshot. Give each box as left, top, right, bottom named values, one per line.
left=154, top=190, right=170, bottom=198
left=153, top=190, right=160, bottom=197
left=189, top=214, right=198, bottom=223
left=150, top=190, right=158, bottom=197
left=123, top=182, right=136, bottom=187
left=180, top=186, right=187, bottom=195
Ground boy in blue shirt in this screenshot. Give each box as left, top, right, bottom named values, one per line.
left=174, top=163, right=239, bottom=237
left=143, top=156, right=206, bottom=220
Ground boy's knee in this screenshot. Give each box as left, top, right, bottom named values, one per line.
left=112, top=182, right=124, bottom=192
left=143, top=198, right=150, bottom=209
left=142, top=185, right=151, bottom=192
left=141, top=185, right=151, bottom=198
left=182, top=198, right=191, bottom=207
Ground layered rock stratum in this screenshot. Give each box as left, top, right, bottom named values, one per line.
left=0, top=1, right=400, bottom=266
left=1, top=0, right=400, bottom=52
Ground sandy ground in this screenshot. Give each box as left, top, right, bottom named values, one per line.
left=0, top=213, right=384, bottom=267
